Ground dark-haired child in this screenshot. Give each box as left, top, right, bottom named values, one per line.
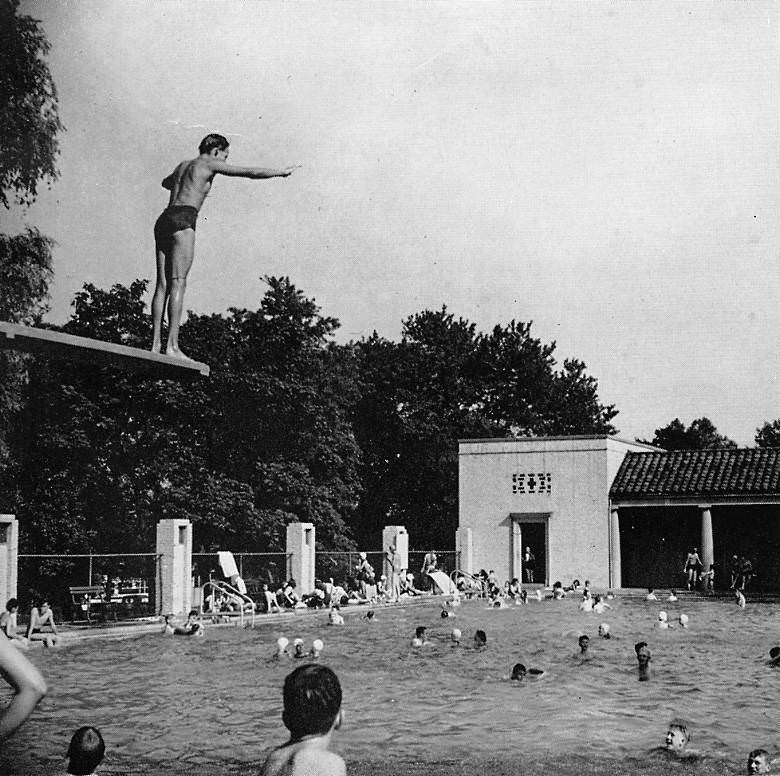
left=259, top=665, right=345, bottom=776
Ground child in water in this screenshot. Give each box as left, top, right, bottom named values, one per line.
left=578, top=634, right=590, bottom=655
left=510, top=663, right=545, bottom=681
left=328, top=606, right=344, bottom=626
left=293, top=639, right=306, bottom=659
left=747, top=748, right=772, bottom=774
left=660, top=720, right=699, bottom=760
left=473, top=630, right=487, bottom=649
left=258, top=665, right=345, bottom=776
left=411, top=626, right=428, bottom=647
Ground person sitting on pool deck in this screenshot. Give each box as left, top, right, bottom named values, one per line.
left=65, top=726, right=105, bottom=775
left=263, top=584, right=282, bottom=614
left=259, top=664, right=345, bottom=776
left=26, top=600, right=60, bottom=647
left=0, top=599, right=28, bottom=649
left=747, top=748, right=772, bottom=774
left=0, top=634, right=46, bottom=742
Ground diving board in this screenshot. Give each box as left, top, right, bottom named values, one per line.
left=0, top=321, right=209, bottom=377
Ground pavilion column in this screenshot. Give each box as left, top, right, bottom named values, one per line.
left=609, top=508, right=622, bottom=589
left=700, top=505, right=714, bottom=573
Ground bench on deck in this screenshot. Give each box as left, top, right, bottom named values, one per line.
left=68, top=585, right=116, bottom=623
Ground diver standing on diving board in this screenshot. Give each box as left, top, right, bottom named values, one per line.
left=151, top=133, right=297, bottom=360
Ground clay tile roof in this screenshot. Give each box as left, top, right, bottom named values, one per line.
left=610, top=448, right=780, bottom=499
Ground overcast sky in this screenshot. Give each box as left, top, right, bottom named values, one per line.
left=8, top=1, right=779, bottom=445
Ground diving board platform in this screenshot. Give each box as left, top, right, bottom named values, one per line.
left=0, top=321, right=209, bottom=377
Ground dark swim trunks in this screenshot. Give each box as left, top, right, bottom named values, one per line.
left=154, top=205, right=198, bottom=250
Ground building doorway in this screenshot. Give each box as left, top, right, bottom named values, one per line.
left=510, top=514, right=548, bottom=586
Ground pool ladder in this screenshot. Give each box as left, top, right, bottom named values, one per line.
left=200, top=580, right=257, bottom=628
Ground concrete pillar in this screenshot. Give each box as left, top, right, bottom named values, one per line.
left=609, top=508, right=622, bottom=590
left=455, top=526, right=473, bottom=575
left=0, top=515, right=18, bottom=606
left=700, top=505, right=714, bottom=574
left=286, top=522, right=315, bottom=594
left=155, top=519, right=192, bottom=615
left=382, top=525, right=409, bottom=578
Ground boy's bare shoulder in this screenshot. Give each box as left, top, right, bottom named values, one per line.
left=259, top=745, right=346, bottom=776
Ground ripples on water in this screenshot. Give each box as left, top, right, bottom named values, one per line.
left=1, top=596, right=777, bottom=774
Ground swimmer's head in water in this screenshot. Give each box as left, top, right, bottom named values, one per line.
left=474, top=629, right=487, bottom=647
left=598, top=623, right=610, bottom=638
left=679, top=613, right=689, bottom=627
left=658, top=611, right=668, bottom=622
left=510, top=663, right=527, bottom=680
left=451, top=628, right=461, bottom=643
left=415, top=626, right=426, bottom=639
left=67, top=727, right=105, bottom=776
left=312, top=639, right=324, bottom=652
left=441, top=609, right=450, bottom=618
left=366, top=610, right=375, bottom=620
left=578, top=635, right=590, bottom=651
left=665, top=723, right=690, bottom=751
left=748, top=749, right=770, bottom=774
left=636, top=644, right=652, bottom=666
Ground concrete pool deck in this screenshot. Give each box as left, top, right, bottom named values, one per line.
left=47, top=585, right=779, bottom=644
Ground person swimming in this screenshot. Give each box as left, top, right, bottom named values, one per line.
left=328, top=606, right=344, bottom=626
left=163, top=610, right=202, bottom=637
left=473, top=629, right=487, bottom=648
left=309, top=638, right=324, bottom=659
left=657, top=611, right=670, bottom=629
left=747, top=748, right=771, bottom=774
left=635, top=641, right=651, bottom=681
left=451, top=628, right=461, bottom=645
left=598, top=623, right=611, bottom=639
left=578, top=634, right=590, bottom=655
left=440, top=609, right=452, bottom=618
left=411, top=626, right=428, bottom=647
left=275, top=637, right=290, bottom=658
left=293, top=638, right=306, bottom=659
left=510, top=663, right=545, bottom=680
left=364, top=610, right=376, bottom=622
left=679, top=613, right=689, bottom=628
left=767, top=646, right=780, bottom=666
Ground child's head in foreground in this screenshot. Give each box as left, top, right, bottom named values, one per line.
left=282, top=664, right=342, bottom=742
left=664, top=721, right=690, bottom=752
left=67, top=727, right=105, bottom=775
left=747, top=748, right=771, bottom=774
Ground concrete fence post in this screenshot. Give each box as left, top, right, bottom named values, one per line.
left=0, top=515, right=18, bottom=605
left=156, top=519, right=192, bottom=615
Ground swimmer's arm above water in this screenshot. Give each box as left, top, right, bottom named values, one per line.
left=0, top=638, right=47, bottom=742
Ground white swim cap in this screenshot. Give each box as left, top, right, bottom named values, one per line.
left=312, top=638, right=324, bottom=651
left=294, top=638, right=304, bottom=646
left=451, top=628, right=462, bottom=641
left=599, top=622, right=610, bottom=634
left=679, top=613, right=689, bottom=625
left=277, top=637, right=289, bottom=649
left=658, top=611, right=668, bottom=621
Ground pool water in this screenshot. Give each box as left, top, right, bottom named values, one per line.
left=1, top=595, right=777, bottom=775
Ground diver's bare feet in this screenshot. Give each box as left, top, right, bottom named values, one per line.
left=164, top=347, right=195, bottom=362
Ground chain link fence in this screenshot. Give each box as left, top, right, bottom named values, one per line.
left=17, top=553, right=160, bottom=622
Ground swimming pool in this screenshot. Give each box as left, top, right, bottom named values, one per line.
left=1, top=595, right=777, bottom=775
